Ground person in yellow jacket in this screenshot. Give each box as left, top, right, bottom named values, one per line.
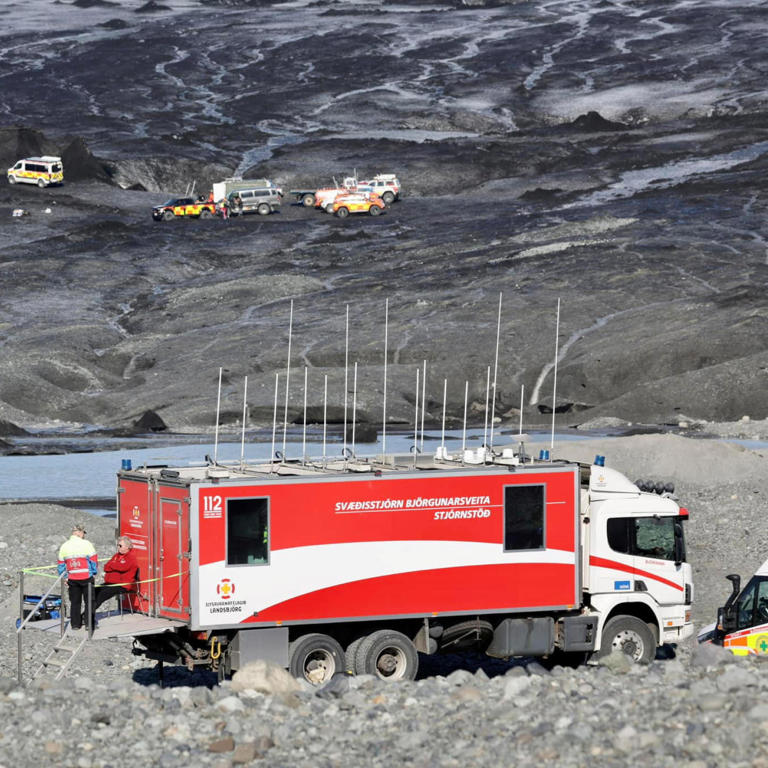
left=57, top=524, right=98, bottom=631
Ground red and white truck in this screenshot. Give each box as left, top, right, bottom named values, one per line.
left=117, top=450, right=693, bottom=683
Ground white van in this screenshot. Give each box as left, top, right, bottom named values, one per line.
left=7, top=156, right=64, bottom=187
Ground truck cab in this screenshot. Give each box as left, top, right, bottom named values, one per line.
left=583, top=464, right=693, bottom=661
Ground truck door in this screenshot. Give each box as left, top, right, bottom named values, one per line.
left=159, top=494, right=190, bottom=619
left=601, top=515, right=683, bottom=603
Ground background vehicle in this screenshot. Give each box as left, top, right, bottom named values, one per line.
left=228, top=186, right=281, bottom=216
left=333, top=192, right=386, bottom=218
left=357, top=174, right=401, bottom=204
left=212, top=177, right=282, bottom=203
left=290, top=177, right=357, bottom=210
left=698, top=559, right=768, bottom=655
left=7, top=156, right=64, bottom=187
left=152, top=197, right=216, bottom=221
left=116, top=450, right=693, bottom=685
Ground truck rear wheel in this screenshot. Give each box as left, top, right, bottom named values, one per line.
left=344, top=636, right=365, bottom=674
left=369, top=205, right=382, bottom=216
left=37, top=178, right=46, bottom=188
left=599, top=616, right=655, bottom=664
left=288, top=633, right=345, bottom=685
left=355, top=630, right=418, bottom=680
left=199, top=208, right=212, bottom=218
left=302, top=194, right=315, bottom=207
left=257, top=203, right=271, bottom=216
left=382, top=191, right=395, bottom=205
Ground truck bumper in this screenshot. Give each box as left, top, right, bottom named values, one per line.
left=662, top=619, right=695, bottom=644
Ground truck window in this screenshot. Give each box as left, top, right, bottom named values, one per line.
left=503, top=484, right=544, bottom=551
left=607, top=517, right=677, bottom=560
left=227, top=497, right=269, bottom=565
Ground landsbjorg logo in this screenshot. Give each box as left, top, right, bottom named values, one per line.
left=132, top=506, right=140, bottom=519
left=217, top=578, right=235, bottom=599
left=206, top=579, right=246, bottom=615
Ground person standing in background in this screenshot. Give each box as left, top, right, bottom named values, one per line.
left=57, top=524, right=98, bottom=632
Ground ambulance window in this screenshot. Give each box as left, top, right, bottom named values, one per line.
left=52, top=163, right=61, bottom=172
left=13, top=162, right=21, bottom=169
left=503, top=484, right=544, bottom=551
left=227, top=497, right=269, bottom=566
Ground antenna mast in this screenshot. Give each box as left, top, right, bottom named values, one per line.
left=420, top=359, right=426, bottom=452
left=239, top=376, right=248, bottom=467
left=343, top=304, right=349, bottom=458
left=489, top=292, right=502, bottom=452
left=322, top=374, right=328, bottom=467
left=351, top=362, right=358, bottom=457
left=270, top=373, right=279, bottom=471
left=462, top=380, right=468, bottom=455
left=550, top=298, right=561, bottom=454
left=413, top=367, right=420, bottom=465
left=302, top=366, right=308, bottom=464
left=282, top=299, right=294, bottom=457
left=381, top=298, right=389, bottom=462
left=440, top=378, right=447, bottom=459
left=213, top=367, right=222, bottom=464
left=483, top=365, right=490, bottom=455
left=519, top=384, right=524, bottom=436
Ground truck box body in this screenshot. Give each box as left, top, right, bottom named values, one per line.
left=117, top=463, right=580, bottom=631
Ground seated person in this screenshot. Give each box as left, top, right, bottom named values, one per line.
left=92, top=536, right=139, bottom=616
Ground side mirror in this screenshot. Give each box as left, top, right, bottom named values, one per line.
left=673, top=521, right=684, bottom=565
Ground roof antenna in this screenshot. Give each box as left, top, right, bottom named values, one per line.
left=381, top=298, right=389, bottom=463
left=420, top=359, right=426, bottom=452
left=438, top=377, right=447, bottom=460
left=213, top=367, right=222, bottom=464
left=302, top=366, right=308, bottom=465
left=550, top=298, right=561, bottom=455
left=483, top=365, right=490, bottom=461
left=282, top=299, right=294, bottom=458
left=412, top=366, right=420, bottom=467
left=489, top=292, right=502, bottom=453
left=322, top=374, right=328, bottom=468
left=462, top=380, right=469, bottom=460
left=343, top=304, right=349, bottom=460
left=239, top=375, right=248, bottom=468
left=519, top=384, right=525, bottom=437
left=351, top=362, right=358, bottom=458
left=270, top=372, right=279, bottom=471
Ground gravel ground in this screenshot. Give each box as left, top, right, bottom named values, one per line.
left=1, top=432, right=767, bottom=766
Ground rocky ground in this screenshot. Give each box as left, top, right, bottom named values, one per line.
left=2, top=0, right=768, bottom=763
left=1, top=433, right=767, bottom=766
left=0, top=0, right=767, bottom=438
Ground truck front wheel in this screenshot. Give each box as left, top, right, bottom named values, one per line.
left=599, top=616, right=655, bottom=664
left=355, top=629, right=418, bottom=680
left=288, top=633, right=344, bottom=685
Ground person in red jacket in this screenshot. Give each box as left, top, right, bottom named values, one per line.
left=92, top=536, right=139, bottom=618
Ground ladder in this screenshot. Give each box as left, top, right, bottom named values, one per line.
left=34, top=629, right=88, bottom=681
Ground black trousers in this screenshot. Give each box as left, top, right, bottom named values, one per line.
left=92, top=584, right=129, bottom=613
left=67, top=578, right=94, bottom=629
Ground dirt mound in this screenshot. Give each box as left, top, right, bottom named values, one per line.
left=526, top=433, right=768, bottom=488
left=61, top=137, right=111, bottom=182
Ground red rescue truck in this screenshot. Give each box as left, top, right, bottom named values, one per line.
left=117, top=450, right=693, bottom=683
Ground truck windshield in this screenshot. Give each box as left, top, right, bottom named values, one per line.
left=734, top=576, right=768, bottom=630
left=607, top=516, right=682, bottom=561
